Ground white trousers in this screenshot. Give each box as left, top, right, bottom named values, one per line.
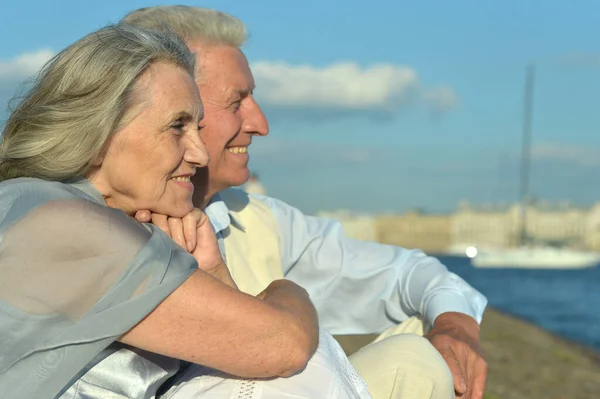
left=163, top=317, right=453, bottom=399
left=163, top=329, right=372, bottom=399
left=348, top=317, right=454, bottom=399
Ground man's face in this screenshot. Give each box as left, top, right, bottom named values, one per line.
left=189, top=44, right=269, bottom=203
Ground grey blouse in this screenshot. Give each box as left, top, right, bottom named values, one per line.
left=0, top=178, right=197, bottom=398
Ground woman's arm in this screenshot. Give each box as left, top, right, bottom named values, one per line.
left=125, top=209, right=319, bottom=377
left=119, top=273, right=319, bottom=378
left=2, top=198, right=318, bottom=379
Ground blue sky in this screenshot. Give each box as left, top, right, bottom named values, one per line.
left=1, top=1, right=599, bottom=213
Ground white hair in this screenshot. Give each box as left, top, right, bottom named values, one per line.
left=0, top=24, right=195, bottom=181
left=121, top=5, right=248, bottom=49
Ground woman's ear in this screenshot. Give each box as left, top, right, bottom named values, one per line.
left=90, top=155, right=103, bottom=167
left=90, top=145, right=108, bottom=167
left=85, top=153, right=104, bottom=182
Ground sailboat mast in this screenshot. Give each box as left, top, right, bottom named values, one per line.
left=519, top=64, right=536, bottom=245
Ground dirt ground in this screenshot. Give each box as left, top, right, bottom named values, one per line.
left=334, top=308, right=600, bottom=399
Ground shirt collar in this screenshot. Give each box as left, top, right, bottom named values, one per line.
left=205, top=193, right=245, bottom=235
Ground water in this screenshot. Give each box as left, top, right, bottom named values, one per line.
left=438, top=255, right=600, bottom=351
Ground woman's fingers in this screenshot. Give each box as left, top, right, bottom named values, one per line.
left=151, top=213, right=171, bottom=237
left=134, top=210, right=152, bottom=223
left=140, top=209, right=208, bottom=254
left=167, top=217, right=186, bottom=249
left=182, top=211, right=199, bottom=252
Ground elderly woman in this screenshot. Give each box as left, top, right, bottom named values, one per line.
left=0, top=24, right=370, bottom=398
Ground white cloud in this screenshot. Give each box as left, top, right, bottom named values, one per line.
left=531, top=143, right=600, bottom=166
left=0, top=49, right=56, bottom=121
left=251, top=61, right=459, bottom=118
left=252, top=62, right=417, bottom=109
left=0, top=51, right=459, bottom=122
left=0, top=49, right=55, bottom=79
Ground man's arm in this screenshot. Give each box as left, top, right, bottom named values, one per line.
left=253, top=194, right=488, bottom=398
left=252, top=194, right=487, bottom=334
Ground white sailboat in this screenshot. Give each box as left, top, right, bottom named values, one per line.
left=471, top=65, right=600, bottom=269
left=471, top=246, right=599, bottom=268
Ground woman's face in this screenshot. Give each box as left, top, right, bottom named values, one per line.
left=90, top=61, right=208, bottom=217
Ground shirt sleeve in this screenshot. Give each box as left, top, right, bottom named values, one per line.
left=252, top=194, right=488, bottom=335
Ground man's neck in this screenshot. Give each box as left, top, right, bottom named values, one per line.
left=193, top=185, right=222, bottom=209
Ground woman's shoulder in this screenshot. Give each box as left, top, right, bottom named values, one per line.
left=0, top=178, right=155, bottom=263
left=0, top=178, right=104, bottom=227
left=0, top=177, right=97, bottom=203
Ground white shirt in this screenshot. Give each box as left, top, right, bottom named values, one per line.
left=205, top=191, right=487, bottom=334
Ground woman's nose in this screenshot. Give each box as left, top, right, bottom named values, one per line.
left=184, top=131, right=210, bottom=167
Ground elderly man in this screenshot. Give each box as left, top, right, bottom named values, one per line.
left=123, top=6, right=488, bottom=399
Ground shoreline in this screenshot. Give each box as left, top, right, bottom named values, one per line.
left=335, top=307, right=600, bottom=399
left=480, top=307, right=600, bottom=399
left=484, top=307, right=600, bottom=361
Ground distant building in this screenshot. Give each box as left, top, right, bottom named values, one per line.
left=376, top=211, right=451, bottom=254
left=315, top=200, right=600, bottom=253
left=585, top=203, right=600, bottom=251
left=316, top=210, right=378, bottom=242
left=244, top=173, right=267, bottom=196
left=452, top=201, right=590, bottom=250
left=525, top=203, right=587, bottom=247
left=452, top=202, right=517, bottom=250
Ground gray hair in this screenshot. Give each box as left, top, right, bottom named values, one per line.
left=0, top=24, right=196, bottom=182
left=121, top=5, right=247, bottom=49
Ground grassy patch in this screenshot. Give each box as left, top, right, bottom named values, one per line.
left=555, top=349, right=577, bottom=364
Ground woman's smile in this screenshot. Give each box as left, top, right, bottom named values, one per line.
left=171, top=175, right=194, bottom=190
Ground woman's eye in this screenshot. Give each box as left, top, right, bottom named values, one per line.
left=171, top=121, right=185, bottom=134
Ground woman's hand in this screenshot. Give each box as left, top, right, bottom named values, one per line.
left=134, top=209, right=203, bottom=252
left=135, top=209, right=235, bottom=287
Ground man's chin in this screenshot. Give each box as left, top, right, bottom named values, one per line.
left=202, top=169, right=251, bottom=201
left=216, top=169, right=251, bottom=190
left=230, top=173, right=250, bottom=188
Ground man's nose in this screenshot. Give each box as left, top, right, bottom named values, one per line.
left=242, top=96, right=269, bottom=136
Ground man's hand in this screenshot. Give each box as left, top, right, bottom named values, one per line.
left=424, top=312, right=487, bottom=399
